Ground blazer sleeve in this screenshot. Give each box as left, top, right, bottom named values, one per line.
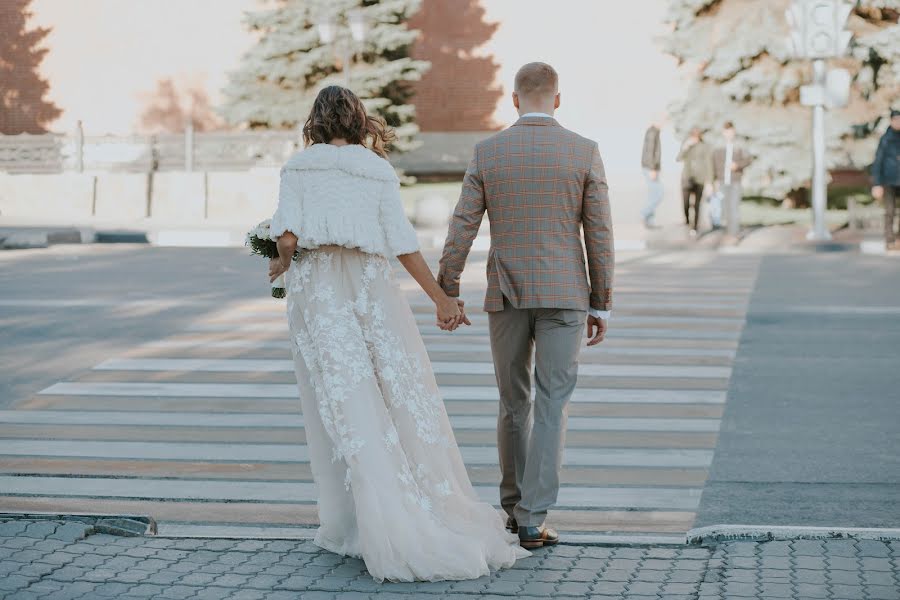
left=582, top=143, right=614, bottom=311
left=437, top=147, right=486, bottom=297
left=270, top=168, right=302, bottom=238
left=380, top=180, right=420, bottom=256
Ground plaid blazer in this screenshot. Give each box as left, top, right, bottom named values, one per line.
left=437, top=116, right=614, bottom=313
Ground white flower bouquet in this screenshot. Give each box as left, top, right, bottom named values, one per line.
left=245, top=219, right=298, bottom=298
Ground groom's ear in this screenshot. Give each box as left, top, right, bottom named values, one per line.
left=554, top=93, right=561, bottom=110
left=512, top=92, right=519, bottom=109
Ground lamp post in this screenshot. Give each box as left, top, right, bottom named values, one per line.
left=786, top=0, right=853, bottom=241
left=315, top=9, right=369, bottom=89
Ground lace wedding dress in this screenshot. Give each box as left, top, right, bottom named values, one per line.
left=284, top=245, right=528, bottom=582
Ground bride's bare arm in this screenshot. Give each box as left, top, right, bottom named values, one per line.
left=396, top=251, right=471, bottom=329
left=269, top=231, right=298, bottom=282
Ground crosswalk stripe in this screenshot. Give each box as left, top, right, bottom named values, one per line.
left=90, top=358, right=733, bottom=379
left=0, top=411, right=721, bottom=435
left=34, top=383, right=726, bottom=404
left=0, top=476, right=702, bottom=510
left=0, top=442, right=713, bottom=467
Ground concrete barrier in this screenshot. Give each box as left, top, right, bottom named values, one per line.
left=206, top=168, right=279, bottom=225
left=94, top=173, right=149, bottom=220
left=0, top=173, right=94, bottom=220
left=151, top=172, right=206, bottom=221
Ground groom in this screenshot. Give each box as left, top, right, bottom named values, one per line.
left=437, top=62, right=614, bottom=548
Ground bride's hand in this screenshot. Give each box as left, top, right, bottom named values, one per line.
left=436, top=296, right=463, bottom=331
left=269, top=257, right=290, bottom=283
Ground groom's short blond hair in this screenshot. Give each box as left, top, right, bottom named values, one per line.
left=514, top=62, right=559, bottom=99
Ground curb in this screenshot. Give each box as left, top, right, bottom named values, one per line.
left=0, top=512, right=156, bottom=537
left=686, top=524, right=900, bottom=547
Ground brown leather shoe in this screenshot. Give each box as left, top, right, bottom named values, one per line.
left=506, top=516, right=518, bottom=534
left=518, top=525, right=559, bottom=549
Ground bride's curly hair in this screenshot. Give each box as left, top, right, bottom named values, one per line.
left=302, top=86, right=396, bottom=158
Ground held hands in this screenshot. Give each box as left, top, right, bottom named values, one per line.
left=268, top=257, right=290, bottom=283
left=586, top=315, right=607, bottom=346
left=872, top=186, right=885, bottom=200
left=436, top=297, right=471, bottom=332
left=649, top=170, right=659, bottom=181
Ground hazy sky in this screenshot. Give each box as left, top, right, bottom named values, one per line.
left=29, top=0, right=687, bottom=180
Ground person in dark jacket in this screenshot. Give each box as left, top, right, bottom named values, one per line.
left=871, top=109, right=900, bottom=249
left=677, top=127, right=714, bottom=237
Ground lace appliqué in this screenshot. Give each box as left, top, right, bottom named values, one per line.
left=285, top=248, right=450, bottom=490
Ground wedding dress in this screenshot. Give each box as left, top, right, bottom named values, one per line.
left=272, top=144, right=527, bottom=582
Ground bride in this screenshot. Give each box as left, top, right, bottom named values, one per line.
left=267, top=85, right=528, bottom=582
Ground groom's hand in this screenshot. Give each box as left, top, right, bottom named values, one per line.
left=436, top=299, right=471, bottom=332
left=455, top=299, right=472, bottom=327
left=586, top=315, right=607, bottom=346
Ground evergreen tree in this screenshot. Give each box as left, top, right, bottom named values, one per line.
left=662, top=0, right=899, bottom=199
left=220, top=0, right=429, bottom=152
left=0, top=0, right=62, bottom=134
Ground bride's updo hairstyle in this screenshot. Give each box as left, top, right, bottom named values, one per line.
left=302, top=85, right=396, bottom=158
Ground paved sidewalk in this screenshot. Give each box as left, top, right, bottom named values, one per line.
left=2, top=519, right=899, bottom=600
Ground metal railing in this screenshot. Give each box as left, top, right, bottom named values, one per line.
left=0, top=123, right=301, bottom=174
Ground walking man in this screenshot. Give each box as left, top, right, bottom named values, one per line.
left=677, top=127, right=713, bottom=237
left=438, top=62, right=614, bottom=549
left=641, top=118, right=663, bottom=228
left=871, top=109, right=900, bottom=250
left=712, top=122, right=752, bottom=237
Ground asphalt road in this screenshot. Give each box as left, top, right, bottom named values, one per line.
left=0, top=245, right=269, bottom=410
left=1, top=244, right=898, bottom=534
left=695, top=253, right=900, bottom=529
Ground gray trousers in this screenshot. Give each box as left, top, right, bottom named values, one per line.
left=722, top=182, right=742, bottom=237
left=488, top=297, right=586, bottom=527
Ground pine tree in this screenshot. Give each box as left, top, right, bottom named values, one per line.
left=662, top=0, right=899, bottom=199
left=0, top=0, right=62, bottom=134
left=220, top=0, right=429, bottom=152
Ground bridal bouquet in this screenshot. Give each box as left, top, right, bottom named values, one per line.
left=245, top=219, right=297, bottom=298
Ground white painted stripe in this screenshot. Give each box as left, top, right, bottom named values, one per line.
left=183, top=322, right=742, bottom=340
left=37, top=382, right=727, bottom=405
left=449, top=416, right=721, bottom=433
left=426, top=344, right=737, bottom=358
left=431, top=362, right=731, bottom=379
left=422, top=328, right=742, bottom=340
left=141, top=339, right=738, bottom=359
left=411, top=314, right=746, bottom=327
left=0, top=299, right=196, bottom=309
left=439, top=387, right=727, bottom=404
left=0, top=411, right=719, bottom=434
left=0, top=441, right=713, bottom=467
left=39, top=382, right=300, bottom=398
left=91, top=358, right=732, bottom=379
left=215, top=312, right=746, bottom=327
left=0, top=410, right=301, bottom=427
left=0, top=476, right=701, bottom=510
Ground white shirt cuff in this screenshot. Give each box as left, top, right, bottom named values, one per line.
left=589, top=308, right=611, bottom=320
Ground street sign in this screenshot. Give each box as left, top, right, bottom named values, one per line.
left=825, top=68, right=852, bottom=108
left=800, top=84, right=826, bottom=107
left=800, top=69, right=851, bottom=108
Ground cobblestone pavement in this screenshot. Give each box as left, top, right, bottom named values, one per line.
left=2, top=520, right=899, bottom=599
